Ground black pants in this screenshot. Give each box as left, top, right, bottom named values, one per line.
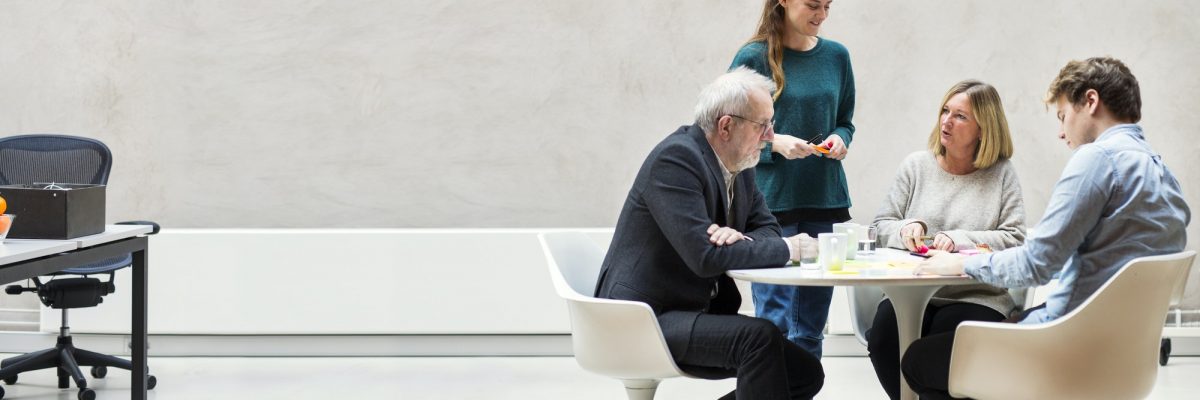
left=899, top=303, right=1047, bottom=400
left=666, top=312, right=824, bottom=400
left=865, top=300, right=1004, bottom=400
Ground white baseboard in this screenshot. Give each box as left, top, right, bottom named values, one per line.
left=0, top=332, right=573, bottom=357
left=2, top=332, right=1196, bottom=358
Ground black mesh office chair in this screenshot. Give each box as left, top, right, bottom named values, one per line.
left=0, top=134, right=158, bottom=400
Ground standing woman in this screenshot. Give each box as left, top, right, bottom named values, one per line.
left=730, top=0, right=855, bottom=358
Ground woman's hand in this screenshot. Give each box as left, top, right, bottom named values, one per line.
left=820, top=134, right=848, bottom=160
left=899, top=222, right=926, bottom=251
left=931, top=232, right=956, bottom=251
left=772, top=134, right=817, bottom=159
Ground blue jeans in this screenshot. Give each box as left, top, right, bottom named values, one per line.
left=752, top=221, right=834, bottom=358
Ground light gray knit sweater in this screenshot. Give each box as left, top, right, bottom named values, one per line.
left=873, top=151, right=1027, bottom=315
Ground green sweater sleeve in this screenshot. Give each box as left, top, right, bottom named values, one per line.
left=833, top=50, right=855, bottom=147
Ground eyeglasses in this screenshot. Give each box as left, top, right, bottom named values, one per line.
left=728, top=114, right=774, bottom=137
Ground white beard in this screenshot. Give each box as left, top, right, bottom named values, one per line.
left=731, top=152, right=759, bottom=173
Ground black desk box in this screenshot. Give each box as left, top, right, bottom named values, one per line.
left=0, top=183, right=105, bottom=239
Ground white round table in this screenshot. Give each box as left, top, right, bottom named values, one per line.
left=728, top=248, right=974, bottom=400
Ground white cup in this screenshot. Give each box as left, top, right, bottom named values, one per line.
left=832, top=223, right=861, bottom=260
left=818, top=233, right=847, bottom=271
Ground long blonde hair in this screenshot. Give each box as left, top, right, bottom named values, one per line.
left=746, top=1, right=788, bottom=100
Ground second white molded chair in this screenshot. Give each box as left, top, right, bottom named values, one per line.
left=540, top=232, right=692, bottom=400
left=847, top=286, right=885, bottom=346
left=947, top=250, right=1196, bottom=400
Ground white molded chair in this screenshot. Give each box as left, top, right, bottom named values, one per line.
left=540, top=232, right=691, bottom=400
left=1159, top=252, right=1193, bottom=366
left=847, top=286, right=885, bottom=346
left=947, top=250, right=1196, bottom=400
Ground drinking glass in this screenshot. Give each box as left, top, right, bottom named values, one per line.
left=857, top=226, right=878, bottom=256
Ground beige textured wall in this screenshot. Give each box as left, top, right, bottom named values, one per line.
left=0, top=1, right=1197, bottom=305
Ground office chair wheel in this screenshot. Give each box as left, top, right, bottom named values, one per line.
left=2, top=375, right=14, bottom=384
left=0, top=384, right=5, bottom=399
left=1160, top=338, right=1172, bottom=366
left=90, top=366, right=107, bottom=379
left=147, top=375, right=157, bottom=390
left=78, top=388, right=96, bottom=400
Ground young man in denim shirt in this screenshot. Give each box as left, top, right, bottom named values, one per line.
left=899, top=57, right=1191, bottom=400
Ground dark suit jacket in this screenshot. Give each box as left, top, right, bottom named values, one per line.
left=595, top=124, right=790, bottom=356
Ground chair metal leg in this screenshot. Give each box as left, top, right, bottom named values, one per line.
left=622, top=379, right=661, bottom=400
left=73, top=348, right=133, bottom=370
left=2, top=350, right=44, bottom=368
left=58, top=364, right=69, bottom=389
left=0, top=348, right=58, bottom=378
left=58, top=348, right=87, bottom=389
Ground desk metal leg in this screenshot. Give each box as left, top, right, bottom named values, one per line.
left=132, top=248, right=147, bottom=400
left=881, top=285, right=942, bottom=400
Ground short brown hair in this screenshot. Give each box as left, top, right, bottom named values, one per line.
left=927, top=80, right=1013, bottom=170
left=1045, top=57, right=1141, bottom=123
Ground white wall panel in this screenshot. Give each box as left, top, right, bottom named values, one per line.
left=51, top=229, right=613, bottom=334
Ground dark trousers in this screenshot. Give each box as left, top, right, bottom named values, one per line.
left=899, top=329, right=959, bottom=400
left=899, top=303, right=1047, bottom=400
left=666, top=312, right=824, bottom=400
left=866, top=300, right=1004, bottom=400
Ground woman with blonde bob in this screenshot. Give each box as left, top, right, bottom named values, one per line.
left=867, top=80, right=1026, bottom=400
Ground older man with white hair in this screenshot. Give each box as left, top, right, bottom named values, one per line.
left=594, top=67, right=824, bottom=400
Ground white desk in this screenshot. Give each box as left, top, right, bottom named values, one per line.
left=8, top=224, right=151, bottom=248
left=57, top=224, right=151, bottom=248
left=1, top=224, right=153, bottom=400
left=0, top=241, right=78, bottom=265
left=728, top=248, right=974, bottom=400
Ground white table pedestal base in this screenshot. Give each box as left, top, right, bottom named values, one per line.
left=881, top=284, right=943, bottom=400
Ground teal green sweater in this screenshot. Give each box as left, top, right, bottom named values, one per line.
left=730, top=38, right=855, bottom=212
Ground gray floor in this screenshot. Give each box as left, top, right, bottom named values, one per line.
left=0, top=355, right=1196, bottom=399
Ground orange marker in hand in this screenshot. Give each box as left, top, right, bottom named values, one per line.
left=804, top=134, right=832, bottom=155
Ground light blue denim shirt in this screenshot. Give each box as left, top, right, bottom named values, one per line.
left=964, top=124, right=1190, bottom=324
